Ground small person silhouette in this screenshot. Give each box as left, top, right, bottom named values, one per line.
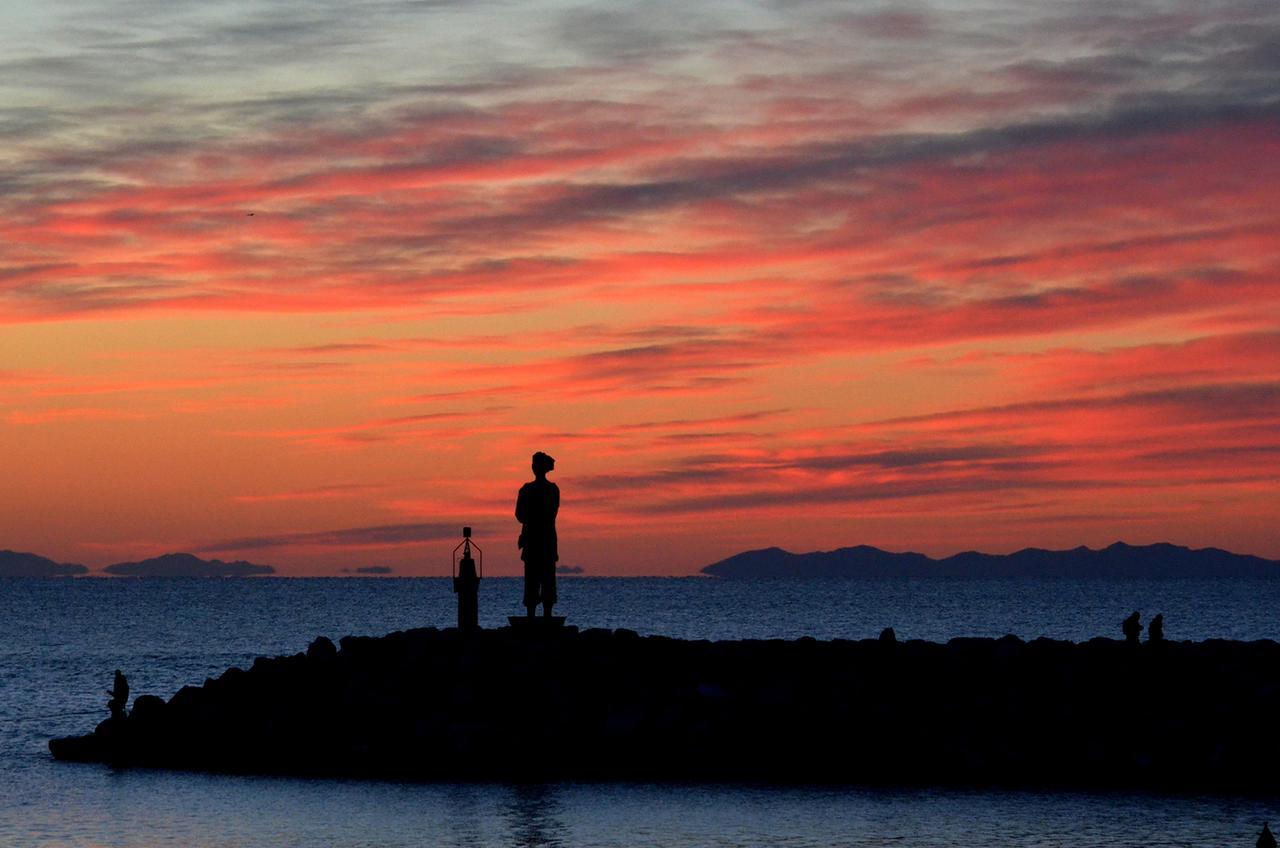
left=1258, top=823, right=1276, bottom=848
left=1147, top=613, right=1164, bottom=643
left=106, top=669, right=129, bottom=720
left=1122, top=611, right=1142, bottom=645
left=516, top=451, right=560, bottom=619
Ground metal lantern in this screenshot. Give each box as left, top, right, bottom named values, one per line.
left=452, top=526, right=482, bottom=630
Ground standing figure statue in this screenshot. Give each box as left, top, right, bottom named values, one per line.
left=106, top=669, right=129, bottom=720
left=516, top=451, right=559, bottom=618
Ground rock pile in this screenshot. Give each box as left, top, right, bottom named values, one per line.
left=50, top=627, right=1280, bottom=790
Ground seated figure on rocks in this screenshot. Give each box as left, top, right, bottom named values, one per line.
left=516, top=451, right=560, bottom=618
left=1122, top=611, right=1142, bottom=645
left=106, top=670, right=129, bottom=720
left=1147, top=613, right=1164, bottom=643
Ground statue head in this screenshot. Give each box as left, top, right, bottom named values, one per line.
left=532, top=451, right=555, bottom=475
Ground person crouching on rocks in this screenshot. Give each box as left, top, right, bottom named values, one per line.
left=1122, top=611, right=1142, bottom=645
left=516, top=451, right=560, bottom=618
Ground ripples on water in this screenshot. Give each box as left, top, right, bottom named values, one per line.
left=2, top=577, right=1278, bottom=846
left=7, top=774, right=1278, bottom=848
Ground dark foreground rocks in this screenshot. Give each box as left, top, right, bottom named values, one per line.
left=50, top=628, right=1280, bottom=792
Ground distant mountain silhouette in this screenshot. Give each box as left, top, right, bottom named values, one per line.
left=343, top=565, right=393, bottom=575
left=556, top=564, right=585, bottom=574
left=0, top=550, right=89, bottom=577
left=702, top=542, right=1280, bottom=578
left=104, top=552, right=274, bottom=577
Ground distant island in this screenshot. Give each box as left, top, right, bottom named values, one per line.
left=0, top=550, right=89, bottom=577
left=104, top=553, right=275, bottom=577
left=342, top=566, right=393, bottom=575
left=702, top=541, right=1280, bottom=578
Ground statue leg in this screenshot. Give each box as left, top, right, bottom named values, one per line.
left=523, top=559, right=537, bottom=617
left=542, top=562, right=557, bottom=617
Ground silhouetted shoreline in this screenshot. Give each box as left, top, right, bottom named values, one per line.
left=0, top=549, right=275, bottom=577
left=0, top=550, right=88, bottom=577
left=51, top=627, right=1280, bottom=793
left=703, top=541, right=1280, bottom=578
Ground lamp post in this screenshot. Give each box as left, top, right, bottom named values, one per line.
left=452, top=526, right=482, bottom=630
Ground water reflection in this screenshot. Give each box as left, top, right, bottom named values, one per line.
left=443, top=783, right=486, bottom=848
left=2, top=765, right=1277, bottom=847
left=9, top=577, right=1280, bottom=847
left=504, top=784, right=566, bottom=848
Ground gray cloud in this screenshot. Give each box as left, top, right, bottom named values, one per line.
left=1135, top=444, right=1280, bottom=463
left=637, top=474, right=1116, bottom=515
left=574, top=443, right=1053, bottom=496
left=427, top=96, right=1280, bottom=244
left=200, top=521, right=468, bottom=551
left=556, top=2, right=744, bottom=63
left=568, top=379, right=1280, bottom=516
left=790, top=445, right=1043, bottom=471
left=878, top=381, right=1280, bottom=427
left=3, top=0, right=1278, bottom=327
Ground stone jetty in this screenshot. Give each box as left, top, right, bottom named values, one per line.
left=50, top=627, right=1280, bottom=791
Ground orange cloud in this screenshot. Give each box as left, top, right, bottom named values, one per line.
left=2, top=0, right=1278, bottom=572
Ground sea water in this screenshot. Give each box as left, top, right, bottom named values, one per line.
left=2, top=577, right=1278, bottom=847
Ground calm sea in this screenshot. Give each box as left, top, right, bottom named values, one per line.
left=2, top=576, right=1278, bottom=847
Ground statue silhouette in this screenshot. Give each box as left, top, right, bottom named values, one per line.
left=1147, top=613, right=1164, bottom=643
left=106, top=669, right=129, bottom=720
left=1122, top=611, right=1142, bottom=645
left=516, top=452, right=559, bottom=618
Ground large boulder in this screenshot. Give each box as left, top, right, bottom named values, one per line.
left=307, top=636, right=337, bottom=661
left=130, top=694, right=166, bottom=723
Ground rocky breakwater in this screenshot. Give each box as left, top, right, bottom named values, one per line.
left=50, top=627, right=1280, bottom=791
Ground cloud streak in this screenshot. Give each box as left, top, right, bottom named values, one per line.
left=201, top=522, right=466, bottom=552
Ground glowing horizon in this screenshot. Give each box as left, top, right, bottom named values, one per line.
left=2, top=0, right=1278, bottom=575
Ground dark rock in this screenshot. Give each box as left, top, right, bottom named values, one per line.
left=49, top=734, right=103, bottom=761
left=168, top=685, right=204, bottom=710
left=46, top=629, right=1280, bottom=792
left=696, top=682, right=729, bottom=699
left=129, top=695, right=166, bottom=724
left=307, top=636, right=337, bottom=661
left=93, top=717, right=123, bottom=737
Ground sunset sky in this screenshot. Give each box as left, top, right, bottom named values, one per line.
left=2, top=0, right=1277, bottom=575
